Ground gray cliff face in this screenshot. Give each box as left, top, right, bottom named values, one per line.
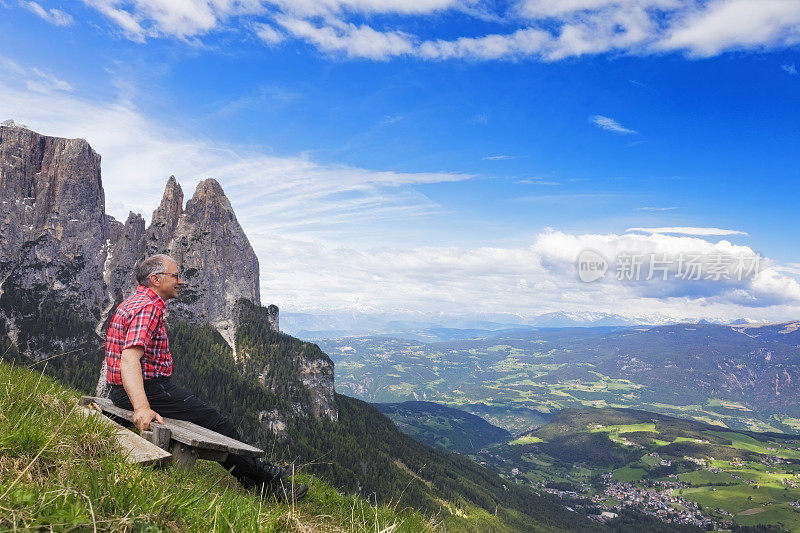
left=0, top=122, right=108, bottom=346
left=0, top=123, right=338, bottom=424
left=107, top=212, right=146, bottom=303
left=145, top=176, right=183, bottom=256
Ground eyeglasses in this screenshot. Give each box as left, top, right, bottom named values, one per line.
left=155, top=272, right=181, bottom=280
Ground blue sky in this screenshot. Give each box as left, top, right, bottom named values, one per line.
left=2, top=0, right=800, bottom=325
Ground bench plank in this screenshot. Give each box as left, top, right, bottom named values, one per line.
left=77, top=406, right=172, bottom=466
left=80, top=396, right=263, bottom=457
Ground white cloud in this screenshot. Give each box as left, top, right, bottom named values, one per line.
left=626, top=227, right=748, bottom=236
left=516, top=178, right=559, bottom=185
left=0, top=57, right=73, bottom=93
left=81, top=0, right=268, bottom=41
left=76, top=0, right=800, bottom=62
left=258, top=229, right=800, bottom=324
left=591, top=115, right=637, bottom=135
left=517, top=0, right=677, bottom=19
left=659, top=0, right=800, bottom=57
left=418, top=27, right=552, bottom=60
left=783, top=64, right=798, bottom=75
left=271, top=0, right=463, bottom=17
left=253, top=22, right=284, bottom=44
left=275, top=16, right=414, bottom=59
left=636, top=206, right=678, bottom=211
left=27, top=68, right=73, bottom=92
left=483, top=155, right=513, bottom=160
left=21, top=1, right=74, bottom=26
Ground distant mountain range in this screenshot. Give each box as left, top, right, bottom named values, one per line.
left=287, top=310, right=761, bottom=341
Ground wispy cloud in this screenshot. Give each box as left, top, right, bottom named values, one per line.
left=483, top=155, right=513, bottom=160
left=210, top=84, right=300, bottom=118
left=470, top=113, right=488, bottom=124
left=77, top=1, right=800, bottom=62
left=0, top=61, right=471, bottom=243
left=783, top=64, right=798, bottom=75
left=0, top=56, right=73, bottom=93
left=636, top=206, right=678, bottom=212
left=591, top=115, right=637, bottom=135
left=379, top=115, right=403, bottom=126
left=516, top=178, right=559, bottom=185
left=253, top=22, right=285, bottom=45
left=20, top=1, right=73, bottom=26
left=275, top=15, right=415, bottom=60
left=627, top=227, right=748, bottom=236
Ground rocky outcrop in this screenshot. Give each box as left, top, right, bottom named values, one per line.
left=0, top=122, right=337, bottom=424
left=235, top=299, right=338, bottom=426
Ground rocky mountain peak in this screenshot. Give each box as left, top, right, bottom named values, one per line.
left=146, top=176, right=183, bottom=255
left=193, top=177, right=226, bottom=199
left=143, top=176, right=260, bottom=334
left=183, top=178, right=236, bottom=226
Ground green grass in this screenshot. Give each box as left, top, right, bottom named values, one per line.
left=708, top=431, right=800, bottom=460
left=589, top=423, right=656, bottom=434
left=508, top=435, right=543, bottom=445
left=612, top=466, right=646, bottom=482
left=678, top=469, right=737, bottom=486
left=0, top=361, right=436, bottom=532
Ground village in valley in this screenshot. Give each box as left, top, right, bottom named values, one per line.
left=472, top=411, right=800, bottom=531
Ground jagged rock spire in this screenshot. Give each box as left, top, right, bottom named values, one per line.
left=145, top=176, right=183, bottom=255
left=143, top=177, right=261, bottom=328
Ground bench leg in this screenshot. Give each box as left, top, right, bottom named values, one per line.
left=171, top=443, right=197, bottom=470
left=140, top=426, right=172, bottom=451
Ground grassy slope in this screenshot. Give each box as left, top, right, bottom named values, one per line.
left=0, top=360, right=435, bottom=532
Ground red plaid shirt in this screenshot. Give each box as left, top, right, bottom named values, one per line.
left=105, top=285, right=173, bottom=385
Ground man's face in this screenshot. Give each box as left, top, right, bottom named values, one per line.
left=150, top=259, right=183, bottom=301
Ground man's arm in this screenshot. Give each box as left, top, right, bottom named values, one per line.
left=120, top=346, right=164, bottom=431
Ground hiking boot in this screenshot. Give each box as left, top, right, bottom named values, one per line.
left=256, top=463, right=289, bottom=483
left=269, top=478, right=309, bottom=503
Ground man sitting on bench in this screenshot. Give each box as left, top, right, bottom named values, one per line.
left=105, top=253, right=308, bottom=501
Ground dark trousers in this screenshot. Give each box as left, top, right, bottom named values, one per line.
left=109, top=377, right=264, bottom=486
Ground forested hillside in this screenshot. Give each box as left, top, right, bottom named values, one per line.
left=375, top=400, right=511, bottom=453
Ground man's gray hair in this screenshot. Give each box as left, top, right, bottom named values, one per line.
left=136, top=254, right=176, bottom=287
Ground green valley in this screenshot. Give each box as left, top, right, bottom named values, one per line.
left=318, top=323, right=800, bottom=435
left=477, top=407, right=800, bottom=530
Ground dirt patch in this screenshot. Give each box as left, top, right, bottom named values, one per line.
left=738, top=507, right=766, bottom=516
left=393, top=458, right=432, bottom=488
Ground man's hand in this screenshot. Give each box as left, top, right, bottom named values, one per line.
left=133, top=407, right=164, bottom=431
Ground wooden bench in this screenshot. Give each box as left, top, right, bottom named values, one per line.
left=80, top=396, right=263, bottom=470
